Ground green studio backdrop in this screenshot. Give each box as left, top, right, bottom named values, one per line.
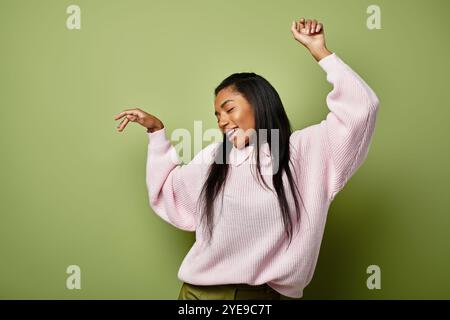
left=1, top=0, right=449, bottom=299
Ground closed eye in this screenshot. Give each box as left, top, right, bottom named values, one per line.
left=215, top=107, right=235, bottom=122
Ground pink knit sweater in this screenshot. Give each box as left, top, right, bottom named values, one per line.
left=146, top=52, right=380, bottom=298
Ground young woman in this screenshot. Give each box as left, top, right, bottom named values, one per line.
left=114, top=17, right=380, bottom=300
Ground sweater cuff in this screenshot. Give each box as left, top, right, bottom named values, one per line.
left=317, top=52, right=340, bottom=73
left=147, top=127, right=169, bottom=147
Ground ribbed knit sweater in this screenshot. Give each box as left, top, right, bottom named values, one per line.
left=146, top=52, right=380, bottom=298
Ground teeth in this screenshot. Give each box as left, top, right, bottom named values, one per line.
left=226, top=128, right=236, bottom=137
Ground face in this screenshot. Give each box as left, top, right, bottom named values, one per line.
left=214, top=86, right=256, bottom=149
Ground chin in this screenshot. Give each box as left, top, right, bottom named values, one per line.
left=233, top=137, right=249, bottom=149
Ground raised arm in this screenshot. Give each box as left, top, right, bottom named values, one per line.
left=317, top=53, right=380, bottom=199
left=291, top=17, right=380, bottom=200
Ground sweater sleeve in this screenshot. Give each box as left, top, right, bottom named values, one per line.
left=303, top=52, right=380, bottom=201
left=146, top=128, right=218, bottom=231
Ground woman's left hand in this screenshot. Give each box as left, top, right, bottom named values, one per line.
left=291, top=17, right=331, bottom=61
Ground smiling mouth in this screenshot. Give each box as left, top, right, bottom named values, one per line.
left=225, top=128, right=237, bottom=139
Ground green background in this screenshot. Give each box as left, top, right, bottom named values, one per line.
left=1, top=0, right=449, bottom=299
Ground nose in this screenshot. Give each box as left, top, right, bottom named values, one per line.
left=218, top=115, right=230, bottom=131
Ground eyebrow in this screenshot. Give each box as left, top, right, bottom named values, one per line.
left=214, top=99, right=234, bottom=117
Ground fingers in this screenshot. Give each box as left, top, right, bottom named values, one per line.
left=292, top=17, right=306, bottom=35
left=299, top=17, right=305, bottom=29
left=117, top=117, right=129, bottom=132
left=114, top=108, right=142, bottom=120
left=126, top=114, right=138, bottom=122
left=316, top=22, right=323, bottom=33
left=293, top=17, right=323, bottom=34
left=291, top=20, right=299, bottom=34
left=310, top=19, right=317, bottom=33
left=305, top=19, right=311, bottom=34
left=291, top=20, right=297, bottom=33
left=114, top=108, right=143, bottom=132
left=295, top=17, right=305, bottom=32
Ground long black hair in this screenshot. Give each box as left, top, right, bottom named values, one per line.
left=196, top=72, right=307, bottom=249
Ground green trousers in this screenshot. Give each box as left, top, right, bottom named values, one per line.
left=178, top=282, right=301, bottom=300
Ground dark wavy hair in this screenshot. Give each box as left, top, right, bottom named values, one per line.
left=196, top=72, right=307, bottom=249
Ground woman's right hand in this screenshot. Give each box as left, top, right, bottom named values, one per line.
left=114, top=108, right=164, bottom=133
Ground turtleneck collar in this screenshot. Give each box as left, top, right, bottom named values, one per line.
left=228, top=141, right=272, bottom=167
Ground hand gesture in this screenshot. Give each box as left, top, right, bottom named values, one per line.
left=114, top=108, right=164, bottom=133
